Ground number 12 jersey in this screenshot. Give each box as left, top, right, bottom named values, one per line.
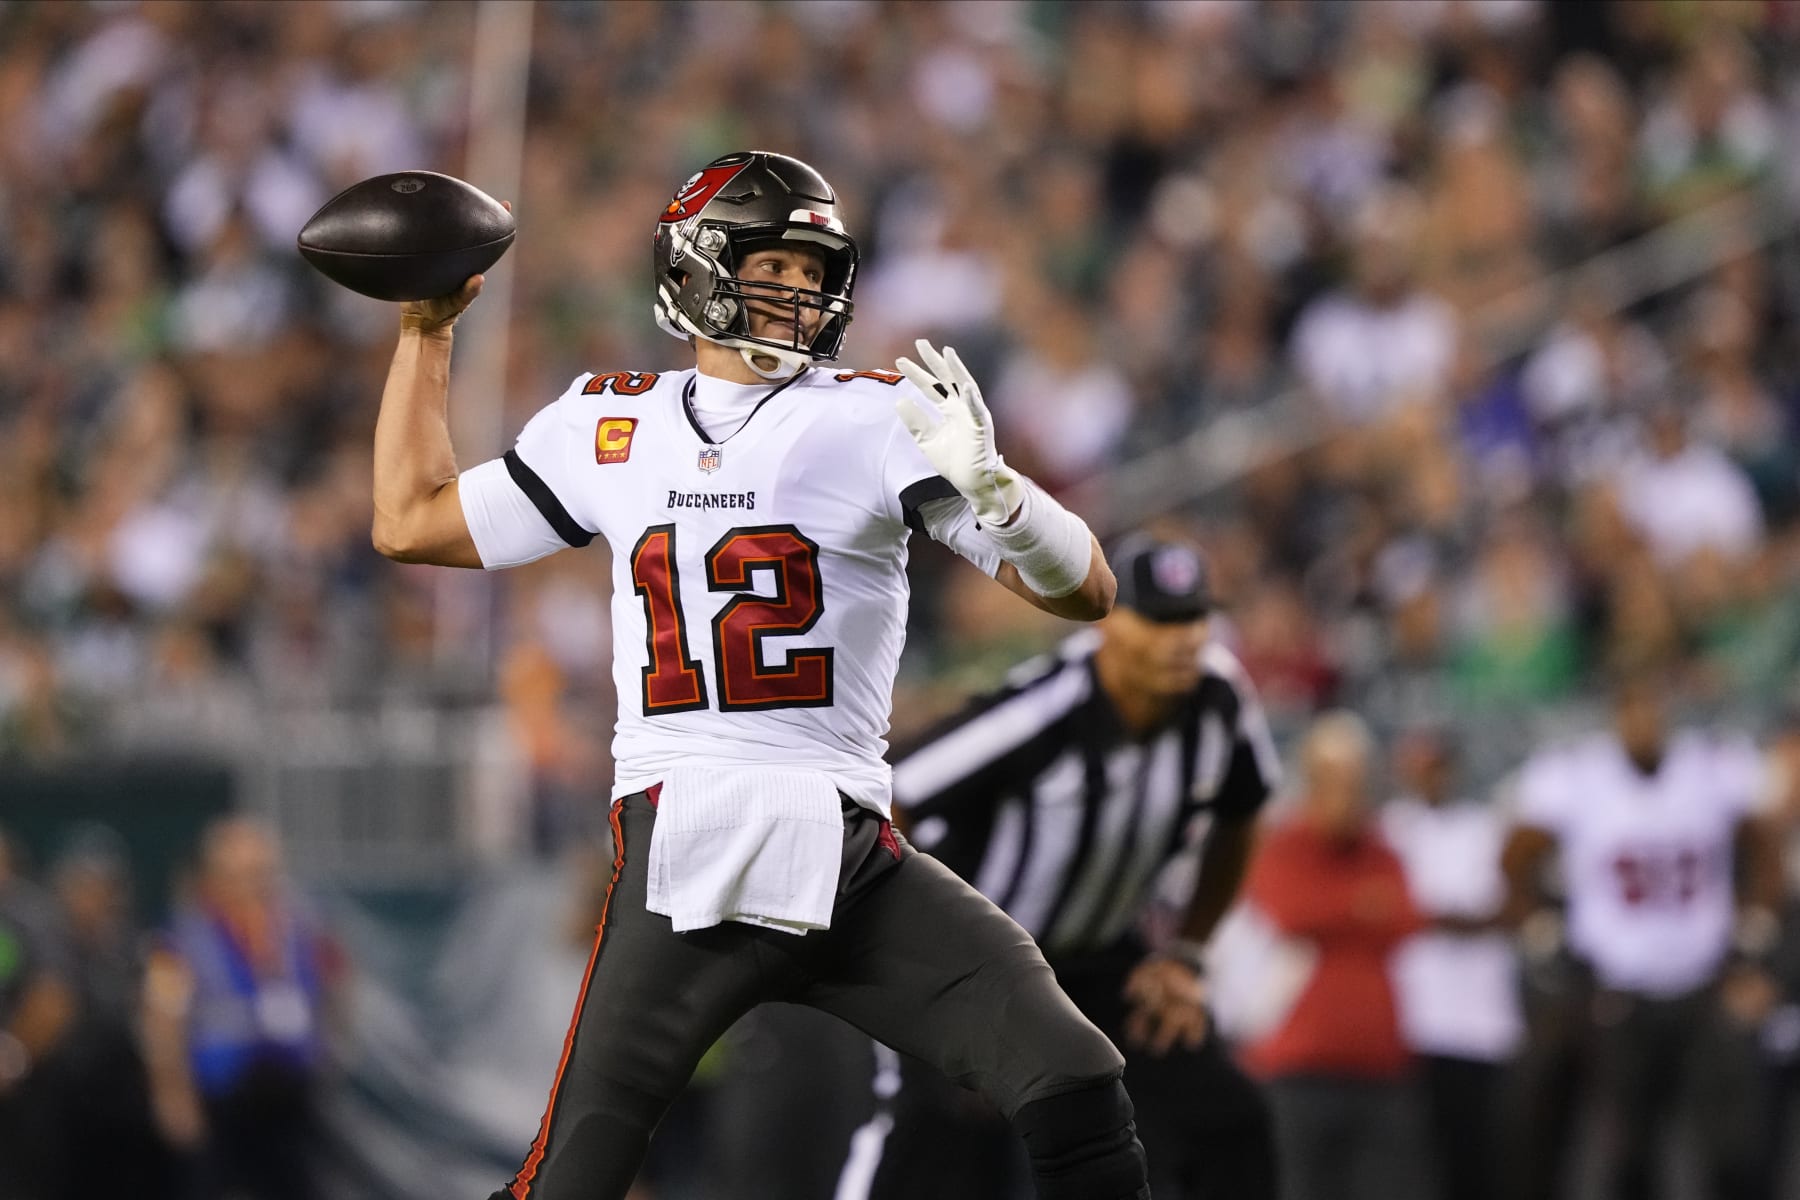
left=457, top=365, right=999, bottom=813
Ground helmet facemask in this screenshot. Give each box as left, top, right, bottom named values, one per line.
left=658, top=221, right=857, bottom=373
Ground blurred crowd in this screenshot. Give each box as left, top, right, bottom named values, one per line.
left=2, top=0, right=1799, bottom=773
left=0, top=816, right=346, bottom=1200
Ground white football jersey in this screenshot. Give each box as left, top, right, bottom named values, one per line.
left=1514, top=729, right=1765, bottom=997
left=458, top=365, right=1001, bottom=812
left=1381, top=797, right=1522, bottom=1062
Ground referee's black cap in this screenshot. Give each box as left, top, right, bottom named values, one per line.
left=1110, top=534, right=1212, bottom=624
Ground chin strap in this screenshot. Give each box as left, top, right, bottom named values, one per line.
left=738, top=343, right=809, bottom=380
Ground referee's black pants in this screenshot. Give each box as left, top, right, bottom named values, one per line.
left=848, top=939, right=1278, bottom=1200
left=1058, top=942, right=1277, bottom=1200
left=488, top=791, right=1147, bottom=1200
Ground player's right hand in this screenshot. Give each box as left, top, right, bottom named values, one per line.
left=400, top=274, right=484, bottom=334
left=399, top=200, right=510, bottom=334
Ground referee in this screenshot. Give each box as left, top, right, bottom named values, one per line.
left=838, top=534, right=1281, bottom=1200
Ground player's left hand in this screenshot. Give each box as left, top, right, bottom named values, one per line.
left=894, top=340, right=1026, bottom=527
left=1122, top=956, right=1209, bottom=1056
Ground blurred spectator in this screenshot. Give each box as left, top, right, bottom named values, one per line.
left=141, top=816, right=344, bottom=1200
left=1420, top=77, right=1540, bottom=320
left=1240, top=711, right=1429, bottom=1200
left=1638, top=29, right=1776, bottom=218
left=1684, top=286, right=1796, bottom=523
left=1501, top=673, right=1779, bottom=1200
left=1380, top=728, right=1521, bottom=1200
left=43, top=822, right=174, bottom=1200
left=1613, top=399, right=1765, bottom=573
left=1355, top=534, right=1455, bottom=732
left=0, top=829, right=78, bottom=1200
left=1537, top=55, right=1643, bottom=259
left=991, top=292, right=1137, bottom=489
left=1290, top=185, right=1458, bottom=426
left=1758, top=709, right=1800, bottom=1197
left=0, top=0, right=1793, bottom=786
left=1448, top=512, right=1580, bottom=708
left=1519, top=283, right=1668, bottom=481
left=1233, top=576, right=1339, bottom=726
left=499, top=635, right=610, bottom=857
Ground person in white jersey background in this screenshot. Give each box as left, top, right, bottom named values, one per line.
left=367, top=149, right=1157, bottom=1200
left=1379, top=726, right=1522, bottom=1200
left=1500, top=672, right=1781, bottom=1200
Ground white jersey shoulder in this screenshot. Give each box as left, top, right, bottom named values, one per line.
left=1517, top=728, right=1760, bottom=833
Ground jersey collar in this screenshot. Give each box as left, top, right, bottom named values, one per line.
left=679, top=366, right=810, bottom=447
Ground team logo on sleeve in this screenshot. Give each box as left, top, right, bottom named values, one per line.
left=595, top=418, right=638, bottom=464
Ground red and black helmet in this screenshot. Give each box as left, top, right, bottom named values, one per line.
left=652, top=151, right=859, bottom=367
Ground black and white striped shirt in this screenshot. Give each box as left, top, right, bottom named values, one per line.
left=895, top=632, right=1280, bottom=959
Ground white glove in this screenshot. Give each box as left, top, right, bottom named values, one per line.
left=894, top=340, right=1026, bottom=527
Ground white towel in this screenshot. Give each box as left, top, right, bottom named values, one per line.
left=645, top=766, right=846, bottom=935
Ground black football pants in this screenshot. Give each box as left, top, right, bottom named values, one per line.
left=489, top=790, right=1146, bottom=1200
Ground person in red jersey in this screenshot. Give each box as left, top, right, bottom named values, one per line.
left=1239, top=711, right=1429, bottom=1200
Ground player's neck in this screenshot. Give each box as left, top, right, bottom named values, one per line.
left=1093, top=648, right=1177, bottom=736
left=694, top=339, right=790, bottom=385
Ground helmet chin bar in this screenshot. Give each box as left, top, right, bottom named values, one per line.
left=702, top=289, right=841, bottom=379
left=738, top=344, right=808, bottom=380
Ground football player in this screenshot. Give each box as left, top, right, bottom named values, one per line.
left=369, top=151, right=1150, bottom=1200
left=1501, top=672, right=1780, bottom=1200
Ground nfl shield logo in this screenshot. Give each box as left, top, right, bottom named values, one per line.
left=1152, top=546, right=1200, bottom=593
left=697, top=445, right=722, bottom=474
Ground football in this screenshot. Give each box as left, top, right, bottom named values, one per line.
left=297, top=171, right=515, bottom=302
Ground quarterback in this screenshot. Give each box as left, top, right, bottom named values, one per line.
left=369, top=151, right=1150, bottom=1200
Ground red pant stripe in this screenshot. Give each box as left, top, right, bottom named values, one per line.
left=509, top=798, right=628, bottom=1198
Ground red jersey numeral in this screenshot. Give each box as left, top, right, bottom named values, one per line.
left=707, top=526, right=833, bottom=710
left=585, top=371, right=660, bottom=396
left=1611, top=847, right=1707, bottom=908
left=629, top=525, right=832, bottom=715
left=630, top=526, right=707, bottom=713
left=833, top=370, right=903, bottom=386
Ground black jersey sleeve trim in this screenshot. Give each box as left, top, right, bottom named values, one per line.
left=899, top=475, right=961, bottom=534
left=504, top=449, right=596, bottom=548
